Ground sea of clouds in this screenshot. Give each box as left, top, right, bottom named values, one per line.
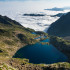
left=0, top=1, right=70, bottom=32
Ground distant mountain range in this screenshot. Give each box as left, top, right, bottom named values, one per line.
left=45, top=7, right=70, bottom=11
left=47, top=12, right=70, bottom=40
left=23, top=13, right=45, bottom=16
left=51, top=13, right=64, bottom=17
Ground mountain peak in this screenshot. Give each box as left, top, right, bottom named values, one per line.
left=47, top=12, right=70, bottom=38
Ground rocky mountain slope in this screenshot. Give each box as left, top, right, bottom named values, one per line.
left=0, top=15, right=70, bottom=70
left=47, top=12, right=70, bottom=40
left=0, top=15, right=41, bottom=70
left=50, top=36, right=70, bottom=62
left=47, top=12, right=70, bottom=65
left=0, top=15, right=39, bottom=57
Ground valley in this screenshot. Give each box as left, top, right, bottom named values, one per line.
left=0, top=0, right=70, bottom=70
left=0, top=15, right=70, bottom=70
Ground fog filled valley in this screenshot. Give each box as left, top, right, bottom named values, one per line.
left=0, top=0, right=70, bottom=70
left=0, top=1, right=70, bottom=32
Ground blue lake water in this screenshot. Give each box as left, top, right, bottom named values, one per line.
left=13, top=38, right=68, bottom=64
left=41, top=38, right=50, bottom=42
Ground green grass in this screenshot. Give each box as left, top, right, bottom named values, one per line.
left=1, top=15, right=70, bottom=70
left=0, top=63, right=17, bottom=70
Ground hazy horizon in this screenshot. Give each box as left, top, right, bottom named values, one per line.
left=0, top=0, right=70, bottom=31
left=0, top=0, right=70, bottom=8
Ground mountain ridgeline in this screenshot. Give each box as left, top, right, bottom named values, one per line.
left=47, top=12, right=70, bottom=64
left=47, top=12, right=70, bottom=40
left=0, top=15, right=42, bottom=58
left=0, top=15, right=70, bottom=70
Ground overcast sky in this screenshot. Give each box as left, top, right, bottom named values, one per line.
left=0, top=0, right=70, bottom=7
left=0, top=0, right=70, bottom=10
left=0, top=0, right=70, bottom=31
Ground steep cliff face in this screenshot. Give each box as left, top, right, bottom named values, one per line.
left=47, top=12, right=70, bottom=40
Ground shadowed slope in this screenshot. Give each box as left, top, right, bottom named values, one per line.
left=47, top=12, right=70, bottom=38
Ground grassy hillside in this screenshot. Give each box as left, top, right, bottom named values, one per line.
left=0, top=15, right=46, bottom=70
left=0, top=15, right=70, bottom=70
left=0, top=15, right=40, bottom=58
left=50, top=36, right=70, bottom=62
